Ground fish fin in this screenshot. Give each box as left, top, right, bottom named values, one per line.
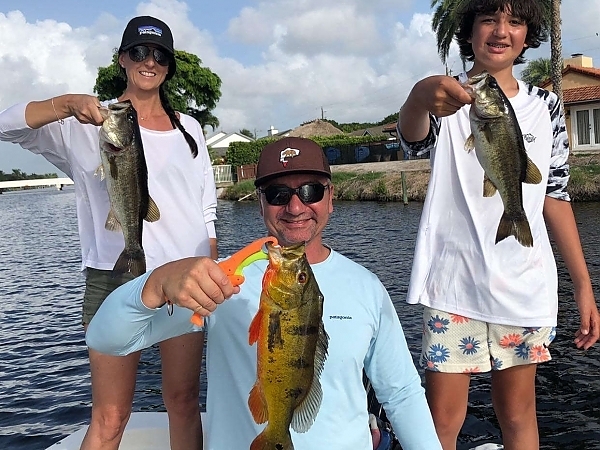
left=483, top=176, right=497, bottom=197
left=112, top=249, right=146, bottom=277
left=94, top=165, right=105, bottom=181
left=291, top=320, right=329, bottom=434
left=465, top=134, right=475, bottom=152
left=250, top=428, right=294, bottom=450
left=524, top=157, right=543, bottom=184
left=248, top=381, right=268, bottom=424
left=104, top=209, right=122, bottom=232
left=144, top=196, right=161, bottom=222
left=248, top=308, right=264, bottom=345
left=496, top=212, right=533, bottom=247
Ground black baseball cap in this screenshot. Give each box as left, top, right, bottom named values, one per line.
left=254, top=137, right=331, bottom=187
left=119, top=16, right=176, bottom=80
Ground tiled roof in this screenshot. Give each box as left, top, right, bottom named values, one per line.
left=563, top=85, right=600, bottom=104
left=540, top=64, right=600, bottom=88
left=382, top=122, right=397, bottom=132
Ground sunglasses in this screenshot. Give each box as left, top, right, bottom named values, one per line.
left=259, top=183, right=330, bottom=206
left=128, top=45, right=170, bottom=67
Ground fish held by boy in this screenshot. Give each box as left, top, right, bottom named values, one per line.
left=464, top=71, right=542, bottom=247
left=248, top=242, right=329, bottom=450
left=96, top=100, right=160, bottom=277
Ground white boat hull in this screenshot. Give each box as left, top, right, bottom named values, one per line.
left=46, top=412, right=170, bottom=450
left=46, top=411, right=503, bottom=450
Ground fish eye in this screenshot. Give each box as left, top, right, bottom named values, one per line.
left=297, top=272, right=307, bottom=284
left=488, top=79, right=498, bottom=89
left=127, top=112, right=135, bottom=122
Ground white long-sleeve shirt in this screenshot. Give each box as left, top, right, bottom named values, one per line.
left=86, top=248, right=442, bottom=450
left=0, top=102, right=217, bottom=270
left=400, top=76, right=569, bottom=327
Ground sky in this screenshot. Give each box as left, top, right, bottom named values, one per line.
left=1, top=0, right=600, bottom=175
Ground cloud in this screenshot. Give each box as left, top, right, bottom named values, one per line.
left=3, top=0, right=600, bottom=175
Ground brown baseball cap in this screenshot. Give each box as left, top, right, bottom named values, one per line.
left=254, top=137, right=331, bottom=187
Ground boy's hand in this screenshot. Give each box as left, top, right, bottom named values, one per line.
left=411, top=75, right=473, bottom=117
left=574, top=289, right=600, bottom=350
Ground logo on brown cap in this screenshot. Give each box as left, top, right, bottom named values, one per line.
left=279, top=147, right=300, bottom=167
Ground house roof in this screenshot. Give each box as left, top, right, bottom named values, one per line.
left=540, top=64, right=600, bottom=89
left=206, top=132, right=253, bottom=148
left=287, top=120, right=343, bottom=137
left=563, top=85, right=600, bottom=104
left=348, top=125, right=386, bottom=137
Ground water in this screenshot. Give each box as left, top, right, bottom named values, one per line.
left=0, top=187, right=599, bottom=449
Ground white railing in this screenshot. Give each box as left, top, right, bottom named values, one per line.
left=213, top=165, right=233, bottom=185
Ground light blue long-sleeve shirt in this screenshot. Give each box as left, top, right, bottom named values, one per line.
left=87, top=248, right=442, bottom=450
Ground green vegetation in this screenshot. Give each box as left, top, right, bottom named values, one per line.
left=568, top=163, right=600, bottom=201
left=321, top=112, right=399, bottom=133
left=0, top=169, right=58, bottom=181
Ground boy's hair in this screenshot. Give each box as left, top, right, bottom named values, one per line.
left=455, top=0, right=548, bottom=65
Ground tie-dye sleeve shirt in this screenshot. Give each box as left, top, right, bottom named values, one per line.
left=398, top=79, right=571, bottom=201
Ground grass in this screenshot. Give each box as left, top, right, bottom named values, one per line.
left=220, top=159, right=600, bottom=203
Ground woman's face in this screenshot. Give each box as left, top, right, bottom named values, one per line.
left=119, top=44, right=170, bottom=91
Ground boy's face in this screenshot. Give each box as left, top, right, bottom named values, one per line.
left=468, top=8, right=528, bottom=72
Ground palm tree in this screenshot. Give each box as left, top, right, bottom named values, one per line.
left=550, top=0, right=563, bottom=103
left=430, top=0, right=468, bottom=65
left=521, top=57, right=552, bottom=86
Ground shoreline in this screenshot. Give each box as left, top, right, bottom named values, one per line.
left=221, top=153, right=600, bottom=203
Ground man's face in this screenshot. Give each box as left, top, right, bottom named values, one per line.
left=258, top=173, right=333, bottom=249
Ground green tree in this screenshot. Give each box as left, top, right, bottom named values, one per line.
left=94, top=50, right=222, bottom=131
left=378, top=112, right=399, bottom=125
left=521, top=57, right=552, bottom=86
left=11, top=169, right=23, bottom=180
left=430, top=0, right=469, bottom=65
left=239, top=128, right=255, bottom=139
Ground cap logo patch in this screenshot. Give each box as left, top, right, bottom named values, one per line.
left=138, top=26, right=163, bottom=37
left=279, top=147, right=300, bottom=167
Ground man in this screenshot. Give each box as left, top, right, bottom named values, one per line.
left=86, top=137, right=442, bottom=449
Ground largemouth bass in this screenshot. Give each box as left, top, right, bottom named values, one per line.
left=97, top=100, right=160, bottom=277
left=248, top=242, right=329, bottom=450
left=465, top=71, right=542, bottom=247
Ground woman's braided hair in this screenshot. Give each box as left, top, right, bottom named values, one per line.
left=159, top=84, right=198, bottom=158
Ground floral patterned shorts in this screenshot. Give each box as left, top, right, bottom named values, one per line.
left=420, top=307, right=556, bottom=373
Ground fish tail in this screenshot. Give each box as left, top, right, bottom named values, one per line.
left=112, top=249, right=146, bottom=277
left=250, top=427, right=294, bottom=450
left=496, top=212, right=533, bottom=247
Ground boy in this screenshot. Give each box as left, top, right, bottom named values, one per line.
left=397, top=1, right=599, bottom=449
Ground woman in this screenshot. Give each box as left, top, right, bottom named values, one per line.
left=0, top=16, right=216, bottom=450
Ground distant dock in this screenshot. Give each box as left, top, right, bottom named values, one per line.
left=0, top=177, right=74, bottom=192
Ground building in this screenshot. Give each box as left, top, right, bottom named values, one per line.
left=541, top=54, right=600, bottom=153
left=205, top=131, right=254, bottom=159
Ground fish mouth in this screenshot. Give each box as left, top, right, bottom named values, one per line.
left=266, top=242, right=306, bottom=267
left=463, top=71, right=489, bottom=97
left=108, top=100, right=133, bottom=112
left=466, top=71, right=489, bottom=86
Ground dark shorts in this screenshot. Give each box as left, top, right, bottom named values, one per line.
left=82, top=267, right=135, bottom=325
